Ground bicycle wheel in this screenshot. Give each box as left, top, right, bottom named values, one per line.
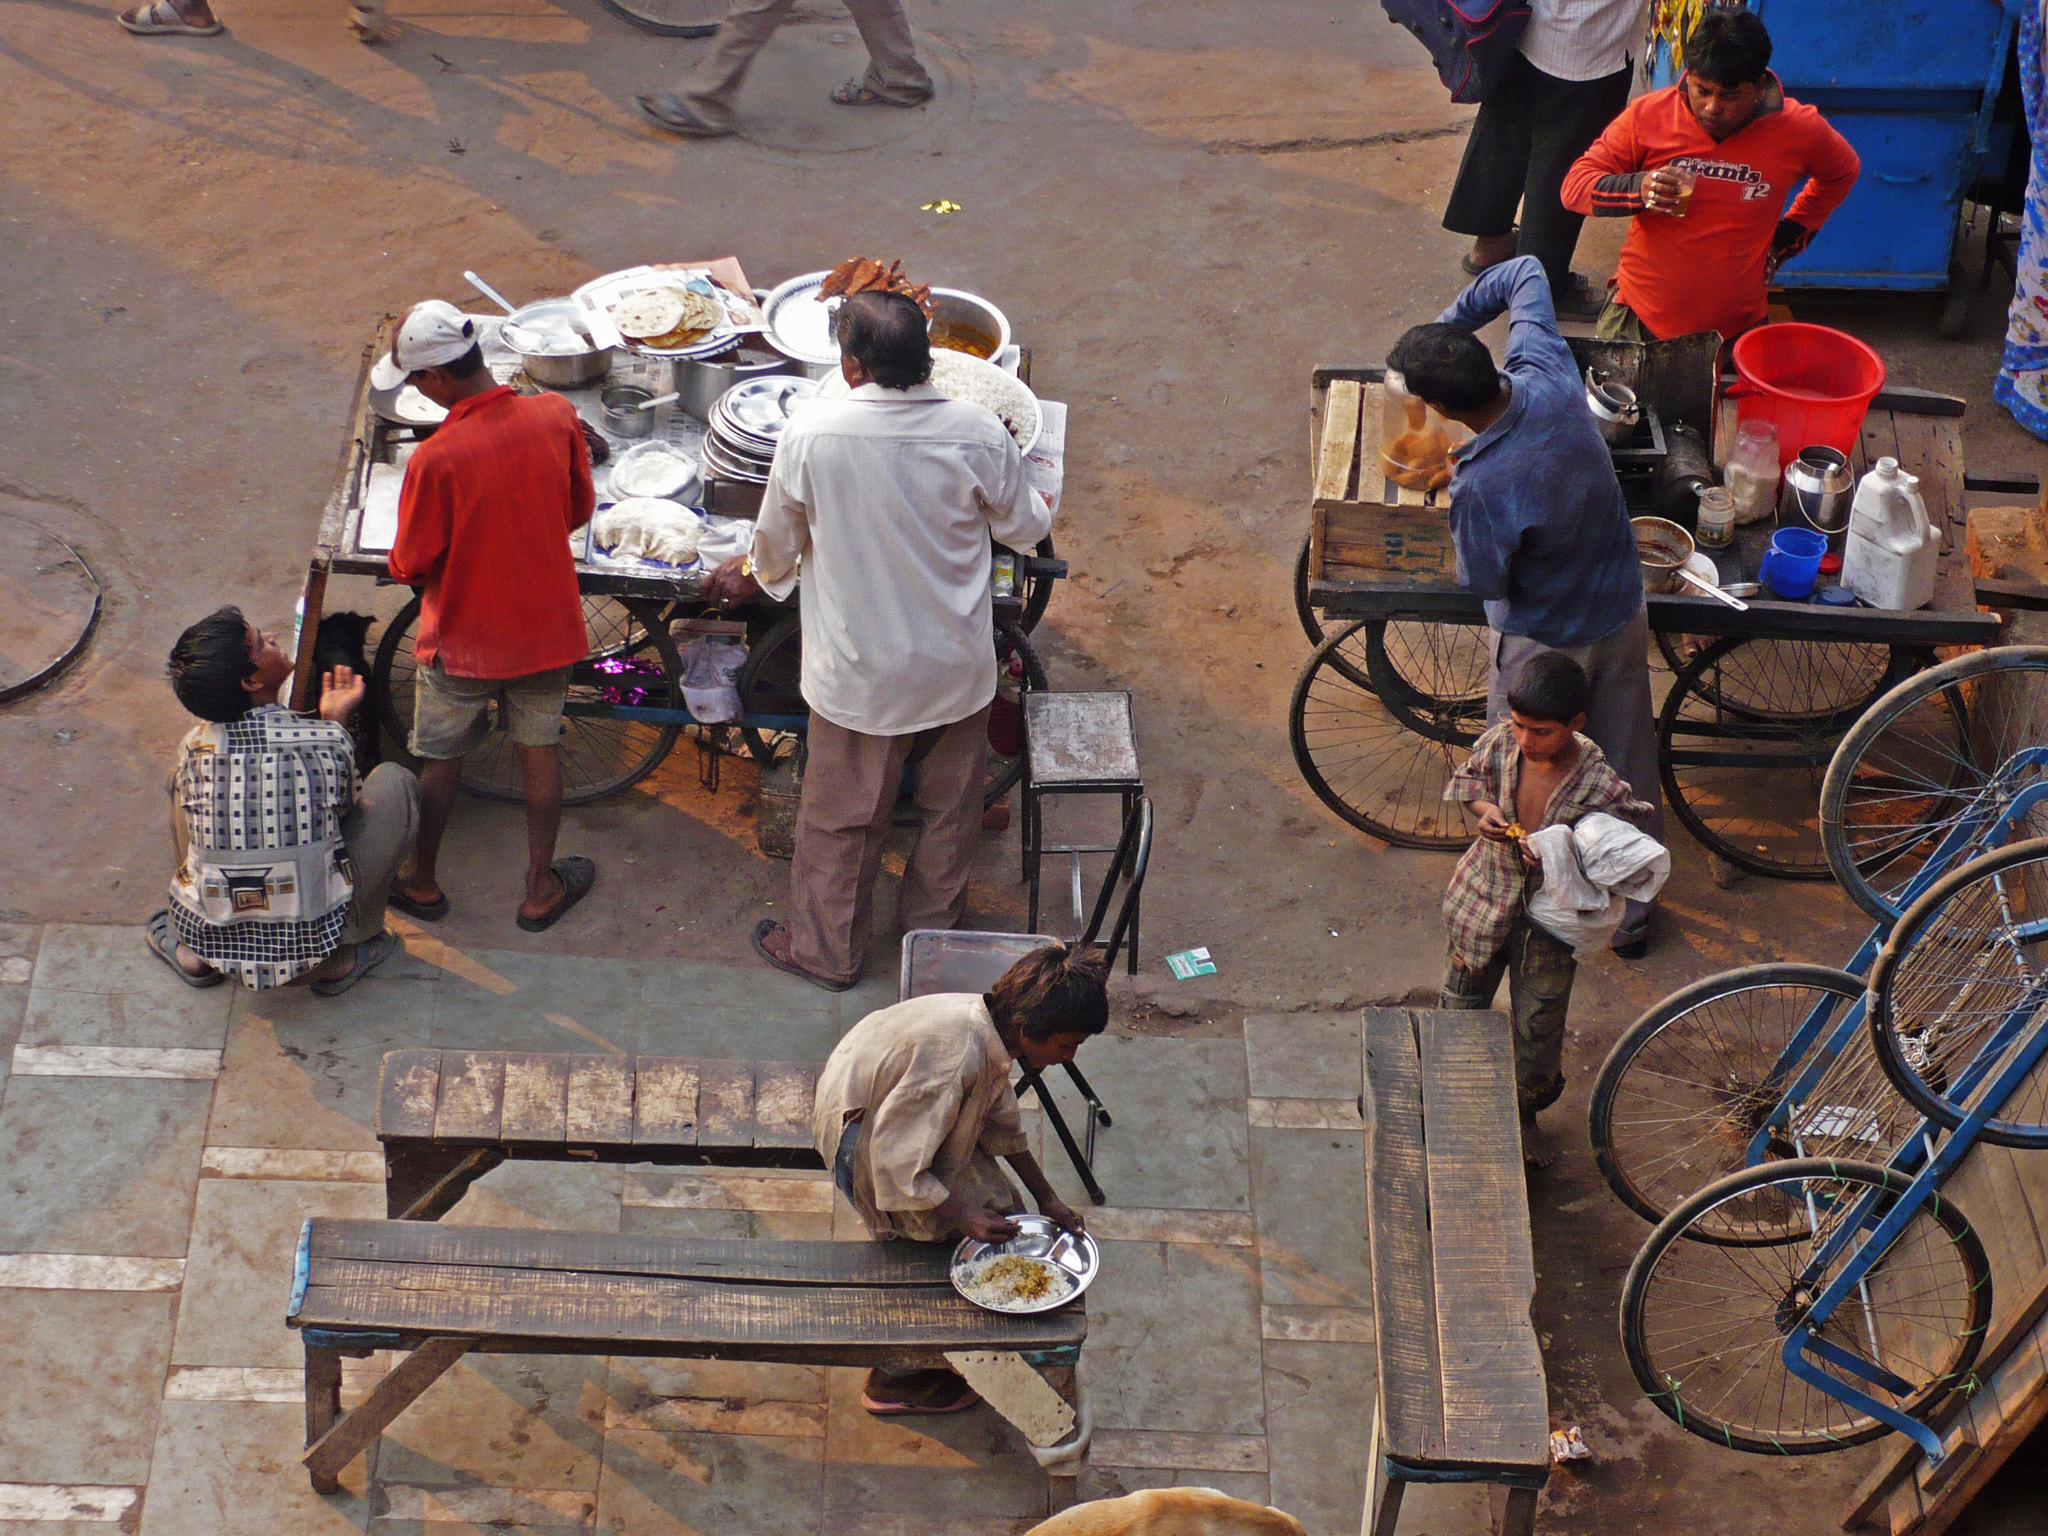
left=1823, top=646, right=2048, bottom=925
left=1366, top=621, right=1489, bottom=737
left=1621, top=1157, right=1990, bottom=1454
left=1590, top=964, right=1915, bottom=1237
left=1289, top=620, right=1478, bottom=850
left=373, top=595, right=682, bottom=805
left=1660, top=637, right=1889, bottom=878
left=1868, top=836, right=2048, bottom=1148
left=594, top=0, right=720, bottom=35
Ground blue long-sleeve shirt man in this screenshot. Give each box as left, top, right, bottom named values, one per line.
left=1436, top=257, right=1642, bottom=647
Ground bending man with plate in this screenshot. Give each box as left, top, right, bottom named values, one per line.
left=812, top=942, right=1104, bottom=1414
left=704, top=290, right=1051, bottom=990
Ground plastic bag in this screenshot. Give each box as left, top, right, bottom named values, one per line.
left=1525, top=813, right=1670, bottom=958
left=676, top=633, right=746, bottom=724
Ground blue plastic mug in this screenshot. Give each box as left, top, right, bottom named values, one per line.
left=1761, top=526, right=1827, bottom=600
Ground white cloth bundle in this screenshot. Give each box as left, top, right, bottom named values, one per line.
left=592, top=498, right=705, bottom=566
left=1525, top=812, right=1671, bottom=957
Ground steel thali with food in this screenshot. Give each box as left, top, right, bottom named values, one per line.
left=949, top=1214, right=1099, bottom=1315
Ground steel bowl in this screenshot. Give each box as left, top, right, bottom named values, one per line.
left=1779, top=445, right=1855, bottom=535
left=926, top=288, right=1011, bottom=361
left=601, top=386, right=658, bottom=439
left=502, top=298, right=614, bottom=387
left=1633, top=515, right=1695, bottom=594
left=674, top=341, right=802, bottom=420
left=950, top=1215, right=1099, bottom=1315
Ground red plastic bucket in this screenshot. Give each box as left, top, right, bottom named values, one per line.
left=1729, top=324, right=1885, bottom=469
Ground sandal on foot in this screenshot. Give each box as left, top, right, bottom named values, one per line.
left=120, top=0, right=224, bottom=35
left=750, top=919, right=857, bottom=992
left=389, top=887, right=449, bottom=922
left=829, top=78, right=932, bottom=107
left=311, top=932, right=398, bottom=997
left=1459, top=230, right=1518, bottom=277
left=635, top=93, right=731, bottom=138
left=143, top=909, right=225, bottom=988
left=516, top=856, right=596, bottom=933
left=861, top=1368, right=981, bottom=1416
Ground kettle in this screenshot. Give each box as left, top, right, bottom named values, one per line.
left=1841, top=456, right=1940, bottom=610
left=1585, top=369, right=1640, bottom=444
left=1778, top=446, right=1855, bottom=536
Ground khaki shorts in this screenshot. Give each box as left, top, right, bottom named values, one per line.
left=411, top=662, right=571, bottom=760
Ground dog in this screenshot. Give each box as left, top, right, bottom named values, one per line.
left=312, top=611, right=380, bottom=768
left=1024, top=1488, right=1309, bottom=1536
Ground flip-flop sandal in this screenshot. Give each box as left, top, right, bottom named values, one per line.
left=311, top=931, right=399, bottom=997
left=143, top=909, right=225, bottom=988
left=750, top=918, right=857, bottom=992
left=1459, top=230, right=1519, bottom=277
left=635, top=93, right=731, bottom=138
left=516, top=856, right=597, bottom=933
left=120, top=0, right=225, bottom=35
left=830, top=79, right=932, bottom=107
left=389, top=888, right=449, bottom=922
left=861, top=1380, right=981, bottom=1415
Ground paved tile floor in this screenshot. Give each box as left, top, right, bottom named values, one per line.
left=0, top=922, right=1376, bottom=1535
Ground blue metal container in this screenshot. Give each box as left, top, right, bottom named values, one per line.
left=1650, top=0, right=2022, bottom=293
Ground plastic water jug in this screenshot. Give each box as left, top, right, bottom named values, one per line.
left=1841, top=457, right=1940, bottom=611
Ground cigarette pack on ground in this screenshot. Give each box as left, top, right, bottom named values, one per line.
left=1166, top=947, right=1216, bottom=980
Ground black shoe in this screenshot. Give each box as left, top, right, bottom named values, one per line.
left=1555, top=272, right=1607, bottom=319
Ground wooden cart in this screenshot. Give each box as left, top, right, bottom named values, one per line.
left=1288, top=344, right=2010, bottom=878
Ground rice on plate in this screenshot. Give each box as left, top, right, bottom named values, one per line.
left=817, top=350, right=1040, bottom=455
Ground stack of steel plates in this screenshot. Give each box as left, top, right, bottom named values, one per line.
left=702, top=376, right=818, bottom=485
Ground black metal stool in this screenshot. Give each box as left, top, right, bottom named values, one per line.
left=1021, top=691, right=1142, bottom=970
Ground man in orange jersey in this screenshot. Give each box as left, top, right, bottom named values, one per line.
left=1561, top=6, right=1859, bottom=343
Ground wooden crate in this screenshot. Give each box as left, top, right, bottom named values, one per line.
left=1309, top=376, right=1456, bottom=580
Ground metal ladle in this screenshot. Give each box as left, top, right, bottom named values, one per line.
left=464, top=270, right=520, bottom=315
left=1676, top=567, right=1750, bottom=610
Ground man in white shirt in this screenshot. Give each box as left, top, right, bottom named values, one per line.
left=704, top=291, right=1052, bottom=990
left=1440, top=0, right=1648, bottom=316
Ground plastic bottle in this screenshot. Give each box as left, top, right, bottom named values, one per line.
left=1723, top=420, right=1780, bottom=525
left=1841, top=456, right=1940, bottom=611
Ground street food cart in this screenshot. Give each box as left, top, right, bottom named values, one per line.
left=290, top=260, right=1066, bottom=807
left=1288, top=334, right=2009, bottom=879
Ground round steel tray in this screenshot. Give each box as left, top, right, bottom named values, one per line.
left=950, top=1215, right=1098, bottom=1315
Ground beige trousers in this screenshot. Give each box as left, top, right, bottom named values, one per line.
left=788, top=707, right=988, bottom=985
left=679, top=0, right=932, bottom=128
left=169, top=761, right=419, bottom=948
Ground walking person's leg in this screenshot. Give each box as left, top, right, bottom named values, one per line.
left=638, top=0, right=801, bottom=135
left=1516, top=61, right=1633, bottom=311
left=1442, top=53, right=1538, bottom=277
left=773, top=719, right=911, bottom=987
left=835, top=0, right=933, bottom=105
left=897, top=706, right=991, bottom=932
left=394, top=660, right=490, bottom=920
left=503, top=667, right=593, bottom=931
left=1504, top=918, right=1576, bottom=1167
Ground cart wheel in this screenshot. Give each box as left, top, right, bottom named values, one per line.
left=594, top=0, right=720, bottom=34
left=1020, top=535, right=1057, bottom=634
left=372, top=595, right=683, bottom=805
left=737, top=614, right=1046, bottom=808
left=1289, top=620, right=1478, bottom=850
left=1366, top=621, right=1489, bottom=733
left=1292, top=533, right=1338, bottom=651
left=1658, top=637, right=1892, bottom=878
left=1937, top=263, right=1970, bottom=340
left=1819, top=645, right=2048, bottom=925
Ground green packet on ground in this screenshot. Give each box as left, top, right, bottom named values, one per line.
left=1165, top=947, right=1216, bottom=980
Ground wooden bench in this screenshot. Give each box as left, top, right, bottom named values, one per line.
left=377, top=1049, right=824, bottom=1221
left=288, top=1217, right=1089, bottom=1493
left=1360, top=1007, right=1549, bottom=1536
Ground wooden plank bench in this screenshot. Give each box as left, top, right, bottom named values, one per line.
left=377, top=1049, right=824, bottom=1221
left=288, top=1217, right=1089, bottom=1493
left=1361, top=1007, right=1549, bottom=1536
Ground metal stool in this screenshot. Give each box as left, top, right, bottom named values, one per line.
left=899, top=929, right=1114, bottom=1205
left=1022, top=692, right=1142, bottom=971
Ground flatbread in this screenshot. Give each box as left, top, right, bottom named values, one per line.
left=611, top=287, right=689, bottom=341
left=632, top=289, right=727, bottom=350
left=592, top=499, right=705, bottom=566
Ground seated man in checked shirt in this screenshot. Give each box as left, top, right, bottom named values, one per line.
left=1438, top=653, right=1651, bottom=1167
left=148, top=608, right=419, bottom=997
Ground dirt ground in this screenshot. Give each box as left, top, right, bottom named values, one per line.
left=4, top=0, right=2046, bottom=1529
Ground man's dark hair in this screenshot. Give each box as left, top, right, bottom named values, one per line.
left=1386, top=324, right=1502, bottom=414
left=988, top=943, right=1111, bottom=1041
left=168, top=605, right=257, bottom=722
left=835, top=291, right=933, bottom=389
left=1688, top=5, right=1771, bottom=85
left=1507, top=651, right=1591, bottom=725
left=442, top=344, right=489, bottom=380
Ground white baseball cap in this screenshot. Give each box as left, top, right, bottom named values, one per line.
left=370, top=300, right=480, bottom=391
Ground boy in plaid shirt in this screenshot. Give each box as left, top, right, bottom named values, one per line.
left=1440, top=652, right=1652, bottom=1166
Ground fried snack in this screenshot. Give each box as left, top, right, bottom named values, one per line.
left=1383, top=393, right=1455, bottom=492
left=820, top=256, right=934, bottom=312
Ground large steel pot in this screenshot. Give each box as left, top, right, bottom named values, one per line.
left=673, top=341, right=803, bottom=419
left=501, top=298, right=613, bottom=387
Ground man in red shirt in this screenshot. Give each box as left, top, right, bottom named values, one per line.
left=1561, top=8, right=1859, bottom=343
left=379, top=301, right=599, bottom=932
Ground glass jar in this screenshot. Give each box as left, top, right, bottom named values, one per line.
left=1380, top=372, right=1467, bottom=495
left=1724, top=419, right=1780, bottom=525
left=1695, top=485, right=1737, bottom=550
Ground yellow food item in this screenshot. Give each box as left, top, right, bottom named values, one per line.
left=1382, top=395, right=1454, bottom=491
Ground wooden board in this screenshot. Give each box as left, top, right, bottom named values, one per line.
left=1361, top=1006, right=1447, bottom=1464
left=379, top=1051, right=442, bottom=1141
left=1315, top=380, right=1363, bottom=504
left=696, top=1059, right=757, bottom=1152
left=1416, top=1010, right=1549, bottom=1472
left=754, top=1063, right=817, bottom=1150
left=500, top=1055, right=569, bottom=1145
left=633, top=1058, right=700, bottom=1148
left=433, top=1053, right=504, bottom=1143
left=1308, top=379, right=1456, bottom=580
